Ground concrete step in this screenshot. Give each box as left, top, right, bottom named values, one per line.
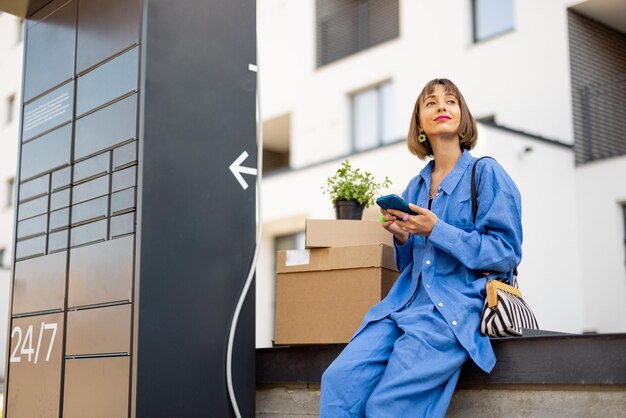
left=256, top=385, right=626, bottom=417
left=256, top=333, right=626, bottom=417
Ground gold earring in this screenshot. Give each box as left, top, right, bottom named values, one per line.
left=418, top=132, right=427, bottom=143
left=459, top=132, right=466, bottom=139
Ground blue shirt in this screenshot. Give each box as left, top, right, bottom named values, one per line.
left=352, top=150, right=523, bottom=372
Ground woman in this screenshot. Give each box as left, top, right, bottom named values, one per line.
left=320, top=78, right=522, bottom=417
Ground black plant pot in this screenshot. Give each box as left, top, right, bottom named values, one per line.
left=334, top=200, right=365, bottom=220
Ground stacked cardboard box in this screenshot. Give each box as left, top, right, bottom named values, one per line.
left=275, top=219, right=399, bottom=345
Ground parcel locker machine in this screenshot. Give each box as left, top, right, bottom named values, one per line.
left=1, top=0, right=256, bottom=416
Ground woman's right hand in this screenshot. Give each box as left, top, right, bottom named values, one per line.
left=380, top=208, right=409, bottom=244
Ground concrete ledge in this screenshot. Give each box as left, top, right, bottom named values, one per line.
left=459, top=332, right=626, bottom=386
left=258, top=333, right=626, bottom=387
left=257, top=385, right=320, bottom=417
left=256, top=385, right=626, bottom=417
left=256, top=334, right=626, bottom=416
left=448, top=387, right=626, bottom=417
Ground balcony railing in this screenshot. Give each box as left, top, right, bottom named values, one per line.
left=316, top=0, right=399, bottom=67
left=579, top=74, right=626, bottom=163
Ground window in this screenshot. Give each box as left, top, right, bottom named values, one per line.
left=274, top=232, right=305, bottom=272
left=274, top=232, right=305, bottom=253
left=263, top=113, right=291, bottom=173
left=351, top=81, right=395, bottom=152
left=316, top=0, right=400, bottom=67
left=16, top=19, right=24, bottom=44
left=569, top=12, right=626, bottom=164
left=6, top=94, right=15, bottom=124
left=6, top=177, right=15, bottom=208
left=473, top=0, right=515, bottom=42
left=623, top=204, right=626, bottom=266
left=263, top=149, right=289, bottom=173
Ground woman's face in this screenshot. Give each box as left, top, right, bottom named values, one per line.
left=418, top=84, right=462, bottom=138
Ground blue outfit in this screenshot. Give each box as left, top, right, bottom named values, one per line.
left=320, top=150, right=523, bottom=417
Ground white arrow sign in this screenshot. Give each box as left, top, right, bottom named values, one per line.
left=229, top=151, right=258, bottom=190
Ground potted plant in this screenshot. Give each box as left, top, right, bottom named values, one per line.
left=322, top=160, right=391, bottom=220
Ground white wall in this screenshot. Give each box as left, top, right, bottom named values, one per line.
left=575, top=155, right=626, bottom=333
left=256, top=122, right=585, bottom=347
left=0, top=12, right=23, bottom=383
left=0, top=0, right=624, bottom=356
left=257, top=0, right=314, bottom=120
left=457, top=0, right=576, bottom=143
left=255, top=0, right=601, bottom=347
left=475, top=125, right=583, bottom=333
left=258, top=0, right=582, bottom=172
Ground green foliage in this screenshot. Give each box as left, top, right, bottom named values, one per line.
left=322, top=160, right=391, bottom=207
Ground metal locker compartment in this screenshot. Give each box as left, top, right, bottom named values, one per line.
left=20, top=124, right=72, bottom=182
left=63, top=356, right=130, bottom=418
left=23, top=0, right=77, bottom=102
left=22, top=82, right=74, bottom=144
left=76, top=0, right=141, bottom=74
left=5, top=313, right=65, bottom=417
left=68, top=235, right=134, bottom=308
left=12, top=251, right=67, bottom=315
left=66, top=304, right=131, bottom=356
left=74, top=94, right=137, bottom=160
left=76, top=46, right=139, bottom=116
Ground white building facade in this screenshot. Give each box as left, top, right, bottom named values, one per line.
left=256, top=0, right=626, bottom=347
left=0, top=12, right=23, bottom=389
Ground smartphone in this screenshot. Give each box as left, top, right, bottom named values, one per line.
left=376, top=194, right=417, bottom=215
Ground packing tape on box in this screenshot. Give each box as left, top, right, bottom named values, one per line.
left=285, top=249, right=310, bottom=266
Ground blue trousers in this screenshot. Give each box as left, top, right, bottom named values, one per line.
left=320, top=284, right=469, bottom=418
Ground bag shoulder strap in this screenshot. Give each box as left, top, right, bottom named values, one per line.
left=471, top=156, right=494, bottom=223
left=471, top=156, right=519, bottom=279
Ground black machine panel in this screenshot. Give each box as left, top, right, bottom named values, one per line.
left=4, top=0, right=256, bottom=416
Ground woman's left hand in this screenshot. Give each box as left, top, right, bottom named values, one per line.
left=388, top=203, right=438, bottom=237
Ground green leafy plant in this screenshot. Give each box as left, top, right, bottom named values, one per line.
left=322, top=160, right=391, bottom=207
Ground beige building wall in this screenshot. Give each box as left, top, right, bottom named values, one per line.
left=0, top=12, right=23, bottom=387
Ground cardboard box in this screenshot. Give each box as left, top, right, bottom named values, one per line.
left=305, top=219, right=392, bottom=248
left=275, top=244, right=399, bottom=345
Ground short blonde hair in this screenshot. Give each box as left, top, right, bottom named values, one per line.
left=407, top=78, right=478, bottom=160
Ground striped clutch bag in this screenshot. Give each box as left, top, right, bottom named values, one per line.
left=480, top=278, right=539, bottom=337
